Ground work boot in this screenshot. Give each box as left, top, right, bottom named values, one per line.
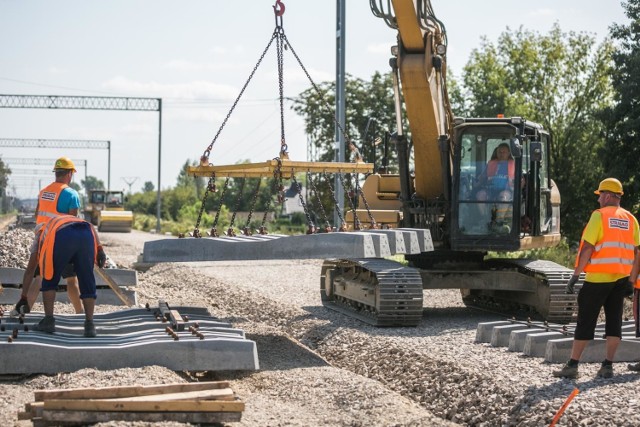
left=628, top=362, right=640, bottom=372
left=84, top=320, right=97, bottom=338
left=596, top=364, right=614, bottom=379
left=552, top=363, right=579, bottom=379
left=34, top=316, right=56, bottom=333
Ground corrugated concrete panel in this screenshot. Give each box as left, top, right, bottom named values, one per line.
left=545, top=333, right=640, bottom=363
left=475, top=321, right=512, bottom=343
left=398, top=228, right=434, bottom=252
left=142, top=232, right=392, bottom=263
left=0, top=287, right=138, bottom=307
left=490, top=324, right=532, bottom=347
left=0, top=305, right=258, bottom=374
left=0, top=267, right=137, bottom=287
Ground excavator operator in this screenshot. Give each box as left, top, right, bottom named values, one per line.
left=475, top=143, right=515, bottom=231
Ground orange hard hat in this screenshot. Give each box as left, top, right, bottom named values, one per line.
left=53, top=156, right=77, bottom=172
left=594, top=177, right=623, bottom=195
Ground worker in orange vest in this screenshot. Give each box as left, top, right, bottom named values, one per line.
left=627, top=241, right=640, bottom=370
left=553, top=178, right=639, bottom=379
left=15, top=157, right=84, bottom=315
left=20, top=214, right=107, bottom=337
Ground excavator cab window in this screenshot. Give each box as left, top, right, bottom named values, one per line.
left=452, top=125, right=524, bottom=250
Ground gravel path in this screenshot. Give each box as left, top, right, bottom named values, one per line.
left=2, top=227, right=640, bottom=426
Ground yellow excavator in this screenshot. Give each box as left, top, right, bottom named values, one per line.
left=83, top=190, right=133, bottom=233
left=320, top=0, right=577, bottom=326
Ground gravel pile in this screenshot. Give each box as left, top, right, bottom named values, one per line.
left=2, top=228, right=640, bottom=426
left=0, top=227, right=33, bottom=268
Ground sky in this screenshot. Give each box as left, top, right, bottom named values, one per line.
left=0, top=0, right=629, bottom=199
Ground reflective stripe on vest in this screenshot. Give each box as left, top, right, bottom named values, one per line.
left=578, top=207, right=637, bottom=275
left=36, top=182, right=69, bottom=225
left=38, top=216, right=97, bottom=281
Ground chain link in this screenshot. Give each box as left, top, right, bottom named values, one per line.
left=193, top=174, right=216, bottom=238
left=308, top=172, right=331, bottom=232
left=291, top=174, right=315, bottom=234
left=339, top=173, right=361, bottom=230
left=209, top=176, right=231, bottom=237
left=243, top=179, right=262, bottom=235
left=355, top=173, right=378, bottom=229
left=226, top=177, right=247, bottom=237
left=323, top=171, right=346, bottom=231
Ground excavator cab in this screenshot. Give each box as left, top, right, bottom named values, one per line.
left=450, top=117, right=561, bottom=252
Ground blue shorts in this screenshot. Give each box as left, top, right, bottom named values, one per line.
left=40, top=222, right=97, bottom=299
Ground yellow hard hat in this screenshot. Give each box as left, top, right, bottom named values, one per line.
left=53, top=156, right=77, bottom=172
left=594, top=177, right=623, bottom=195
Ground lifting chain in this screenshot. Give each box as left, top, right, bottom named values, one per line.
left=354, top=173, right=378, bottom=229
left=323, top=171, right=347, bottom=231
left=291, top=174, right=315, bottom=234
left=243, top=179, right=262, bottom=236
left=199, top=30, right=278, bottom=166
left=192, top=173, right=216, bottom=238
left=258, top=158, right=285, bottom=235
left=276, top=14, right=288, bottom=160
left=210, top=176, right=231, bottom=237
left=281, top=31, right=365, bottom=163
left=339, top=173, right=361, bottom=230
left=226, top=177, right=247, bottom=237
left=308, top=172, right=331, bottom=232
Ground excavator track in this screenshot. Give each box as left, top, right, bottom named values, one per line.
left=463, top=259, right=580, bottom=324
left=320, top=258, right=424, bottom=327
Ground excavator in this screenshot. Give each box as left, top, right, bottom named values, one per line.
left=83, top=190, right=133, bottom=233
left=319, top=0, right=578, bottom=326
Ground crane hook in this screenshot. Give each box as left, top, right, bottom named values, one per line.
left=273, top=0, right=285, bottom=28
left=273, top=0, right=285, bottom=16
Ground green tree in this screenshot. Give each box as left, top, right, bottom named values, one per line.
left=142, top=181, right=155, bottom=193
left=601, top=0, right=640, bottom=212
left=0, top=156, right=11, bottom=197
left=176, top=159, right=205, bottom=197
left=81, top=176, right=105, bottom=192
left=461, top=25, right=614, bottom=240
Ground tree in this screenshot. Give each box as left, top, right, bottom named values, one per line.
left=601, top=0, right=640, bottom=212
left=460, top=25, right=614, bottom=240
left=142, top=181, right=155, bottom=193
left=0, top=156, right=10, bottom=197
left=81, top=176, right=105, bottom=193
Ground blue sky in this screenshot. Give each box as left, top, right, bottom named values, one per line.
left=0, top=0, right=628, bottom=199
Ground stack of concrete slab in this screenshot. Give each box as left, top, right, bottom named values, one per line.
left=476, top=319, right=640, bottom=363
left=140, top=228, right=433, bottom=264
left=0, top=267, right=138, bottom=306
left=0, top=302, right=259, bottom=374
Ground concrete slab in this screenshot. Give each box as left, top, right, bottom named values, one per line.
left=508, top=326, right=551, bottom=352
left=362, top=230, right=408, bottom=254
left=397, top=228, right=434, bottom=252
left=475, top=320, right=513, bottom=343
left=142, top=232, right=392, bottom=263
left=544, top=335, right=640, bottom=363
left=0, top=305, right=259, bottom=374
left=0, top=287, right=138, bottom=307
left=490, top=324, right=533, bottom=347
left=0, top=267, right=137, bottom=287
left=523, top=331, right=566, bottom=357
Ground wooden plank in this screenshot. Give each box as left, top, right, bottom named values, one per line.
left=17, top=411, right=32, bottom=420
left=44, top=399, right=244, bottom=413
left=34, top=381, right=230, bottom=401
left=42, top=409, right=242, bottom=425
left=189, top=159, right=373, bottom=177
left=109, top=388, right=234, bottom=402
left=30, top=401, right=44, bottom=418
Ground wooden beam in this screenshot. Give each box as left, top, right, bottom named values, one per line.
left=42, top=410, right=242, bottom=425
left=188, top=159, right=373, bottom=178
left=34, top=381, right=230, bottom=401
left=108, top=388, right=234, bottom=402
left=43, top=399, right=245, bottom=413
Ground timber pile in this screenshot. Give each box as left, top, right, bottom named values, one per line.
left=18, top=381, right=244, bottom=426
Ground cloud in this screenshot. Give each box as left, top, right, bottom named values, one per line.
left=162, top=59, right=250, bottom=73
left=367, top=42, right=394, bottom=55
left=101, top=76, right=239, bottom=100
left=47, top=66, right=68, bottom=74
left=529, top=8, right=556, bottom=18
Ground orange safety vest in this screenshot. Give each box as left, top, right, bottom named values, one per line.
left=36, top=182, right=69, bottom=224
left=577, top=206, right=636, bottom=275
left=38, top=215, right=98, bottom=281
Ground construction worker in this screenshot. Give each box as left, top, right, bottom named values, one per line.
left=14, top=157, right=83, bottom=315
left=18, top=214, right=107, bottom=337
left=627, top=248, right=640, bottom=370
left=553, top=177, right=638, bottom=379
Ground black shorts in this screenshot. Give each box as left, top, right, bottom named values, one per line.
left=34, top=263, right=76, bottom=279
left=574, top=277, right=627, bottom=340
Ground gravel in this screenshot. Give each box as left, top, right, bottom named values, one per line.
left=2, top=226, right=640, bottom=426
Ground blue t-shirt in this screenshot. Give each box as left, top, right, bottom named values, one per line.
left=488, top=161, right=510, bottom=192
left=57, top=187, right=81, bottom=213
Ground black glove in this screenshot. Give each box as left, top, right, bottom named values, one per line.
left=96, top=245, right=107, bottom=268
left=15, top=296, right=30, bottom=314
left=566, top=275, right=579, bottom=294
left=625, top=281, right=635, bottom=298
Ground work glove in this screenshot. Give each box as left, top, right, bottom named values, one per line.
left=566, top=275, right=579, bottom=294
left=625, top=281, right=635, bottom=299
left=14, top=296, right=30, bottom=315
left=96, top=245, right=107, bottom=268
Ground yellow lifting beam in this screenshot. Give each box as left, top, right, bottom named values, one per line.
left=188, top=159, right=374, bottom=178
